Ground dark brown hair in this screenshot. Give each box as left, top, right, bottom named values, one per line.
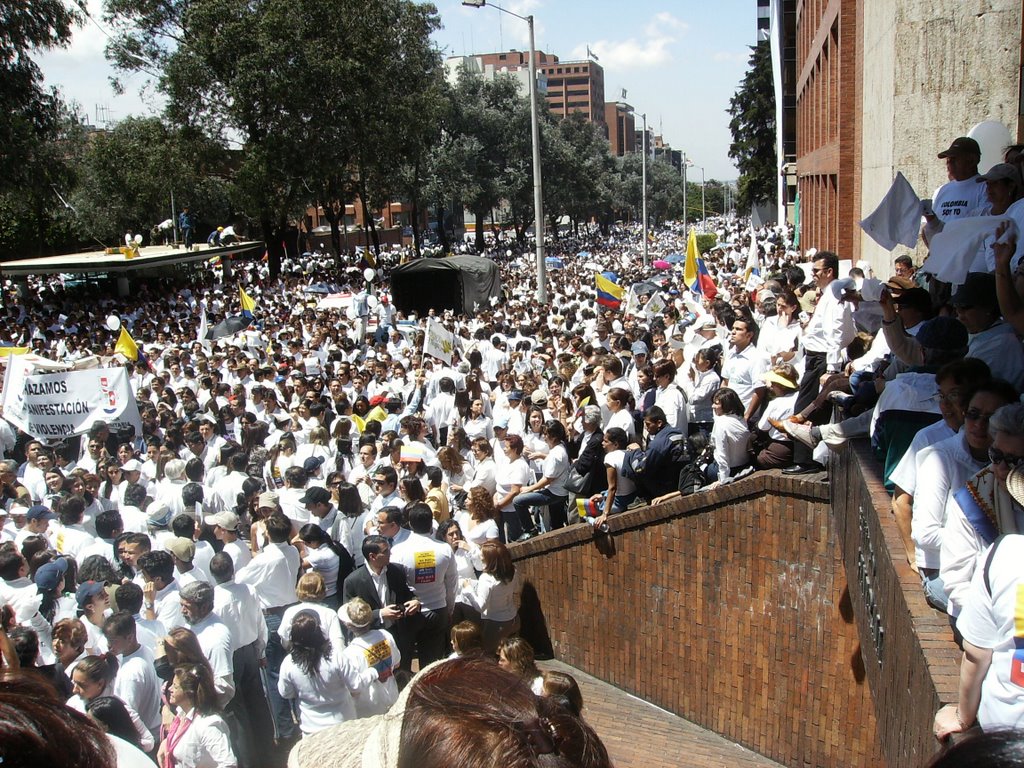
left=397, top=657, right=611, bottom=768
left=0, top=672, right=116, bottom=768
left=480, top=542, right=515, bottom=584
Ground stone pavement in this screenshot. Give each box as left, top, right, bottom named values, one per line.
left=541, top=660, right=784, bottom=768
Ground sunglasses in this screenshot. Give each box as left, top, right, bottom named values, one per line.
left=989, top=446, right=1024, bottom=469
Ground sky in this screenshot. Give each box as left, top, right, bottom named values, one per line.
left=35, top=0, right=757, bottom=180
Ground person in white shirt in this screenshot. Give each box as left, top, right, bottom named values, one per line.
left=208, top=552, right=272, bottom=768
left=205, top=510, right=252, bottom=570
left=458, top=541, right=523, bottom=655
left=160, top=663, right=237, bottom=768
left=786, top=251, right=854, bottom=474
left=721, top=317, right=768, bottom=423
left=337, top=597, right=401, bottom=717
left=277, top=611, right=376, bottom=735
left=652, top=359, right=688, bottom=434
left=53, top=496, right=96, bottom=561
left=103, top=610, right=162, bottom=736
left=707, top=387, right=752, bottom=487
left=138, top=550, right=186, bottom=631
left=235, top=513, right=300, bottom=742
left=167, top=536, right=208, bottom=587
left=179, top=582, right=235, bottom=710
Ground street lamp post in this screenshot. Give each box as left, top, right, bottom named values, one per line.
left=463, top=0, right=546, bottom=303
left=682, top=152, right=688, bottom=231
left=640, top=112, right=648, bottom=269
left=700, top=166, right=706, bottom=232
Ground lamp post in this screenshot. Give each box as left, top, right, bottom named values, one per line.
left=640, top=112, right=648, bottom=269
left=682, top=152, right=689, bottom=231
left=463, top=0, right=546, bottom=303
left=699, top=166, right=706, bottom=232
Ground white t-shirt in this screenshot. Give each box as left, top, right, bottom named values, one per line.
left=957, top=535, right=1024, bottom=730
left=542, top=444, right=571, bottom=497
left=604, top=449, right=636, bottom=497
left=278, top=649, right=373, bottom=734
left=342, top=630, right=401, bottom=718
left=932, top=175, right=989, bottom=222
left=495, top=458, right=532, bottom=512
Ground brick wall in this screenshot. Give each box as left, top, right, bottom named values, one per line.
left=512, top=471, right=885, bottom=767
left=829, top=441, right=960, bottom=766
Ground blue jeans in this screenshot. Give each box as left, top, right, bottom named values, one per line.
left=263, top=611, right=297, bottom=740
left=512, top=489, right=568, bottom=534
left=922, top=568, right=948, bottom=612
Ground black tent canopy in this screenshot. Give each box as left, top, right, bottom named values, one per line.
left=389, top=255, right=502, bottom=316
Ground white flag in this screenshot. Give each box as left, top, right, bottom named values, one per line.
left=921, top=215, right=1018, bottom=285
left=423, top=317, right=455, bottom=365
left=859, top=172, right=923, bottom=251
left=197, top=301, right=210, bottom=349
left=642, top=292, right=666, bottom=318
left=623, top=285, right=642, bottom=316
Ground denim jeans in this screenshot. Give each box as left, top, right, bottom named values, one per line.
left=512, top=489, right=568, bottom=533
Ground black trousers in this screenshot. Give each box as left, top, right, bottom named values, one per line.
left=793, top=351, right=827, bottom=464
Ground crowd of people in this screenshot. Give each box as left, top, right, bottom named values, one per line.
left=4, top=133, right=1024, bottom=762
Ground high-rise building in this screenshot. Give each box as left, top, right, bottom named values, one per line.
left=445, top=51, right=606, bottom=131
left=605, top=101, right=636, bottom=157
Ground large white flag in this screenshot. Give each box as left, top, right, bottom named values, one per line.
left=642, top=291, right=666, bottom=319
left=859, top=172, right=923, bottom=251
left=423, top=317, right=455, bottom=365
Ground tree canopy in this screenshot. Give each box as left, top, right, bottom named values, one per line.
left=727, top=42, right=776, bottom=213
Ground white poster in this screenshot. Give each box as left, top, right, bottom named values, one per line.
left=423, top=317, right=454, bottom=365
left=2, top=358, right=142, bottom=442
left=642, top=292, right=667, bottom=319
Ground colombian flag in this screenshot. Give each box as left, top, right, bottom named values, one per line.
left=595, top=273, right=624, bottom=309
left=682, top=229, right=717, bottom=299
left=240, top=288, right=257, bottom=319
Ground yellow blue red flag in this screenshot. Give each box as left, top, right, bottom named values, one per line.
left=595, top=273, right=624, bottom=309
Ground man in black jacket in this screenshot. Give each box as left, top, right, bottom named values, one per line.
left=569, top=405, right=608, bottom=497
left=342, top=534, right=419, bottom=672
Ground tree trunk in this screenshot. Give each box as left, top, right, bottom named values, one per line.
left=323, top=200, right=344, bottom=273
left=261, top=213, right=284, bottom=279
left=358, top=174, right=381, bottom=264
left=474, top=210, right=485, bottom=252
left=436, top=202, right=450, bottom=253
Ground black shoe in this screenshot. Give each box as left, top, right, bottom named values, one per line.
left=782, top=462, right=824, bottom=475
left=515, top=530, right=537, bottom=542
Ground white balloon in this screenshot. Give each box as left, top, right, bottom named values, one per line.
left=106, top=315, right=121, bottom=331
left=125, top=233, right=132, bottom=245
left=363, top=268, right=376, bottom=283
left=134, top=234, right=144, bottom=245
left=366, top=295, right=379, bottom=309
left=968, top=120, right=1012, bottom=174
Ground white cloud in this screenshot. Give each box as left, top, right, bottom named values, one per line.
left=575, top=10, right=689, bottom=71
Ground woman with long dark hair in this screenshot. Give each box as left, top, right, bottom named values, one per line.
left=459, top=541, right=522, bottom=654
left=277, top=611, right=374, bottom=735
left=295, top=525, right=353, bottom=610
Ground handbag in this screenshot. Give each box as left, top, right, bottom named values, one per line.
left=564, top=467, right=588, bottom=494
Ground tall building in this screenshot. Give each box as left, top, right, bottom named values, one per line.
left=445, top=51, right=605, bottom=130
left=763, top=0, right=797, bottom=226
left=605, top=101, right=636, bottom=157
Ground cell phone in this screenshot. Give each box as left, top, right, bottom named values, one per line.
left=921, top=199, right=935, bottom=218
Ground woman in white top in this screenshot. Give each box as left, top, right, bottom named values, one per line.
left=338, top=598, right=400, bottom=718
left=277, top=611, right=376, bottom=735
left=585, top=427, right=638, bottom=531
left=759, top=290, right=803, bottom=371
left=265, top=433, right=298, bottom=490
left=707, top=387, right=751, bottom=486
left=522, top=407, right=549, bottom=477
left=460, top=542, right=522, bottom=654
left=279, top=573, right=345, bottom=652
left=460, top=398, right=494, bottom=442
left=604, top=387, right=636, bottom=441
left=683, top=347, right=723, bottom=432
left=456, top=486, right=501, bottom=548
left=159, top=663, right=236, bottom=768
left=76, top=581, right=111, bottom=656
left=465, top=438, right=497, bottom=495
left=511, top=420, right=572, bottom=537
left=69, top=655, right=155, bottom=753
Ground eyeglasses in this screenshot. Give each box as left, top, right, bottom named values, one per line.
left=989, top=446, right=1024, bottom=469
left=965, top=408, right=997, bottom=423
left=328, top=481, right=342, bottom=487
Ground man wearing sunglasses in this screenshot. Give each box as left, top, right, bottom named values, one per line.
left=941, top=402, right=1024, bottom=640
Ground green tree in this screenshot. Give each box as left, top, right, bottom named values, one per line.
left=104, top=0, right=442, bottom=275
left=543, top=112, right=617, bottom=236
left=727, top=42, right=776, bottom=213
left=70, top=117, right=232, bottom=244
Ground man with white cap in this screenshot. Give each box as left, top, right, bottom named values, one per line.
left=206, top=510, right=252, bottom=569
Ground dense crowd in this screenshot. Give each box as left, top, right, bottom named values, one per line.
left=5, top=134, right=1024, bottom=764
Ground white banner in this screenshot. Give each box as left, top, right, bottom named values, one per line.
left=423, top=317, right=454, bottom=365
left=2, top=358, right=142, bottom=442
